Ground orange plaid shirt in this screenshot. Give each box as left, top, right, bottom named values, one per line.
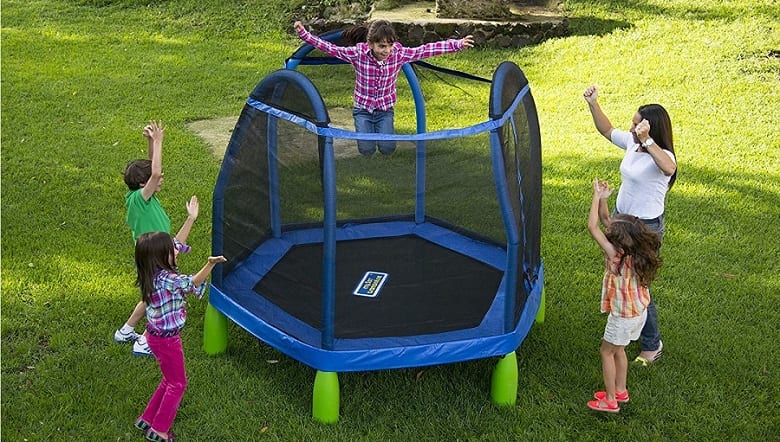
left=601, top=253, right=651, bottom=318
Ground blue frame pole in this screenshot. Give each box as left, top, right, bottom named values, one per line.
left=268, top=116, right=282, bottom=238
left=401, top=63, right=427, bottom=224
left=321, top=137, right=337, bottom=350
left=489, top=129, right=520, bottom=333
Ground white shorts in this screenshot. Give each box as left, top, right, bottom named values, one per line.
left=603, top=309, right=647, bottom=346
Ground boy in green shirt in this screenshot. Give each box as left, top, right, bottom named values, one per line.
left=115, top=120, right=199, bottom=356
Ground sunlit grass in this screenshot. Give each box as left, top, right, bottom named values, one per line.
left=2, top=0, right=779, bottom=440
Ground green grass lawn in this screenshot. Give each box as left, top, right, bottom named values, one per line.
left=2, top=0, right=779, bottom=440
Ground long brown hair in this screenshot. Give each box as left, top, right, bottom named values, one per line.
left=134, top=231, right=177, bottom=304
left=343, top=20, right=397, bottom=46
left=366, top=19, right=397, bottom=44
left=606, top=214, right=663, bottom=286
left=343, top=25, right=368, bottom=45
left=638, top=103, right=677, bottom=189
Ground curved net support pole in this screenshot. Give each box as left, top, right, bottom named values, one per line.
left=203, top=302, right=228, bottom=355
left=313, top=371, right=340, bottom=424
left=490, top=351, right=518, bottom=406
left=400, top=63, right=428, bottom=223
left=535, top=286, right=546, bottom=324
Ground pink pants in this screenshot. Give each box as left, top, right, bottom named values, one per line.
left=140, top=333, right=187, bottom=434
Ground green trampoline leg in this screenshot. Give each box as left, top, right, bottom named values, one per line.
left=203, top=302, right=228, bottom=355
left=313, top=371, right=339, bottom=424
left=535, top=286, right=546, bottom=324
left=491, top=351, right=518, bottom=406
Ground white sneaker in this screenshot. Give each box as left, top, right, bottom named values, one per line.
left=132, top=338, right=153, bottom=357
left=114, top=328, right=140, bottom=343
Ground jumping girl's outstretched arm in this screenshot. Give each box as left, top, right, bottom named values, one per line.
left=396, top=34, right=474, bottom=64
left=294, top=21, right=359, bottom=62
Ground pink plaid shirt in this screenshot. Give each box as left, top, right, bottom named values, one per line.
left=144, top=239, right=200, bottom=336
left=297, top=28, right=467, bottom=112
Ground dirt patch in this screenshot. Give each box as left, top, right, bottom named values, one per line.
left=187, top=107, right=361, bottom=163
left=187, top=116, right=237, bottom=161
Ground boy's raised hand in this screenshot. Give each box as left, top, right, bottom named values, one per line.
left=294, top=21, right=305, bottom=33
left=186, top=195, right=199, bottom=220
left=142, top=120, right=165, bottom=142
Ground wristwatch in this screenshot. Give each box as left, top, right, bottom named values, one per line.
left=642, top=137, right=655, bottom=148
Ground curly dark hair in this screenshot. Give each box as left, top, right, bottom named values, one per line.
left=605, top=214, right=663, bottom=286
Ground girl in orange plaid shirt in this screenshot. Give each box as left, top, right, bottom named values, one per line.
left=586, top=178, right=662, bottom=413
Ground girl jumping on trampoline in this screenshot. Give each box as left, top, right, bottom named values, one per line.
left=586, top=178, right=662, bottom=413
left=132, top=231, right=225, bottom=441
left=294, top=19, right=474, bottom=156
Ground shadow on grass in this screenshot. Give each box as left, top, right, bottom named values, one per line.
left=564, top=0, right=779, bottom=40
left=542, top=153, right=780, bottom=310
left=567, top=0, right=780, bottom=22
left=3, top=148, right=777, bottom=438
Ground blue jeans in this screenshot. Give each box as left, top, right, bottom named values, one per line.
left=639, top=213, right=664, bottom=352
left=615, top=210, right=664, bottom=352
left=353, top=108, right=396, bottom=156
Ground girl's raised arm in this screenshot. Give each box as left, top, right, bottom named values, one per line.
left=588, top=179, right=617, bottom=259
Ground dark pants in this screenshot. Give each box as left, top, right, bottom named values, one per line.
left=639, top=214, right=664, bottom=352
left=615, top=211, right=664, bottom=352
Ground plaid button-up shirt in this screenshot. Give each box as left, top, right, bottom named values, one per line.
left=601, top=253, right=651, bottom=318
left=297, top=28, right=467, bottom=112
left=145, top=239, right=204, bottom=335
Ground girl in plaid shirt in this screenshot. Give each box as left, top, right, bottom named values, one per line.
left=294, top=20, right=474, bottom=156
left=586, top=179, right=662, bottom=413
left=133, top=231, right=226, bottom=441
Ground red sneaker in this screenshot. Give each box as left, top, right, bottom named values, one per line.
left=587, top=398, right=620, bottom=413
left=594, top=390, right=629, bottom=403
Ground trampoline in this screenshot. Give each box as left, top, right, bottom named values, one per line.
left=203, top=35, right=544, bottom=422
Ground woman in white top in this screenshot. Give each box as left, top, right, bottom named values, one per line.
left=584, top=85, right=677, bottom=365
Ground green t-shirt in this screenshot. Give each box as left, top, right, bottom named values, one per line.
left=125, top=189, right=171, bottom=241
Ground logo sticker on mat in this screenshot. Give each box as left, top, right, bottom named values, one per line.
left=353, top=271, right=389, bottom=298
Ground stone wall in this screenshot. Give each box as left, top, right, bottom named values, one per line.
left=392, top=19, right=567, bottom=48
left=303, top=0, right=568, bottom=49
left=436, top=0, right=511, bottom=20
left=437, top=0, right=561, bottom=20
left=307, top=18, right=568, bottom=49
